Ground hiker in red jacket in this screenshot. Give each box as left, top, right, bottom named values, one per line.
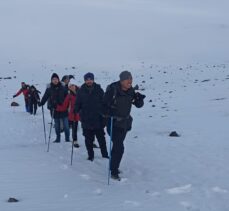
left=13, top=82, right=30, bottom=112
left=56, top=84, right=80, bottom=148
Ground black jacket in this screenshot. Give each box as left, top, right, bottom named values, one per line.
left=28, top=86, right=40, bottom=104
left=103, top=81, right=144, bottom=131
left=75, top=83, right=104, bottom=129
left=40, top=82, right=68, bottom=119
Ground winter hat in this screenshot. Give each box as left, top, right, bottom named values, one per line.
left=84, top=72, right=94, bottom=81
left=61, top=75, right=69, bottom=82
left=119, top=71, right=132, bottom=81
left=69, top=75, right=75, bottom=80
left=51, top=73, right=59, bottom=81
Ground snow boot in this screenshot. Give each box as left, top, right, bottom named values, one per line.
left=111, top=174, right=121, bottom=181
left=73, top=140, right=80, bottom=148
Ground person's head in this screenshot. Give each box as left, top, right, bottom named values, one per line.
left=84, top=72, right=94, bottom=87
left=30, top=85, right=35, bottom=91
left=61, top=75, right=70, bottom=85
left=21, top=82, right=26, bottom=88
left=119, top=71, right=133, bottom=91
left=51, top=73, right=59, bottom=85
left=68, top=83, right=76, bottom=92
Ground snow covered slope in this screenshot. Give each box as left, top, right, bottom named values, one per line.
left=0, top=0, right=229, bottom=210
left=1, top=62, right=229, bottom=211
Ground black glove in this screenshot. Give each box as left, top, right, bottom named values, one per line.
left=134, top=92, right=146, bottom=100
left=13, top=95, right=16, bottom=98
left=38, top=102, right=41, bottom=107
left=133, top=84, right=139, bottom=90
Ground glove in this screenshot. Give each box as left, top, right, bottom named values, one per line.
left=13, top=95, right=16, bottom=98
left=133, top=84, right=139, bottom=90
left=134, top=92, right=146, bottom=100
left=37, top=102, right=41, bottom=107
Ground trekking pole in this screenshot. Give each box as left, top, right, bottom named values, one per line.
left=41, top=106, right=47, bottom=144
left=108, top=116, right=114, bottom=185
left=70, top=121, right=75, bottom=165
left=47, top=109, right=54, bottom=152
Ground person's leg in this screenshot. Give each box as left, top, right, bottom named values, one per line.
left=72, top=121, right=79, bottom=147
left=25, top=99, right=30, bottom=113
left=54, top=118, right=61, bottom=142
left=83, top=129, right=95, bottom=161
left=28, top=101, right=33, bottom=114
left=34, top=102, right=37, bottom=115
left=95, top=128, right=108, bottom=158
left=73, top=121, right=78, bottom=141
left=110, top=127, right=127, bottom=176
left=62, top=117, right=70, bottom=142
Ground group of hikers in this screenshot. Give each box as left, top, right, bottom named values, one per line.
left=13, top=71, right=145, bottom=181
left=13, top=82, right=41, bottom=115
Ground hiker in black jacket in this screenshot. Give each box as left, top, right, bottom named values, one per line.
left=28, top=85, right=40, bottom=115
left=39, top=73, right=70, bottom=143
left=74, top=72, right=108, bottom=161
left=103, top=71, right=145, bottom=180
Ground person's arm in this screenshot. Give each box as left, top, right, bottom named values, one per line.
left=56, top=95, right=70, bottom=111
left=102, top=85, right=115, bottom=116
left=132, top=92, right=145, bottom=108
left=13, top=89, right=22, bottom=98
left=74, top=90, right=82, bottom=113
left=39, top=88, right=50, bottom=106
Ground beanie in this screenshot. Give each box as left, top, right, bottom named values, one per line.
left=51, top=73, right=59, bottom=81
left=119, top=71, right=132, bottom=81
left=84, top=72, right=94, bottom=81
left=61, top=75, right=69, bottom=82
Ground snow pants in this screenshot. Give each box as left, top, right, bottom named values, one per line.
left=83, top=128, right=108, bottom=159
left=110, top=127, right=128, bottom=175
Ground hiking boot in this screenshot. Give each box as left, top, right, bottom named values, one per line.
left=53, top=139, right=60, bottom=143
left=73, top=141, right=80, bottom=148
left=87, top=157, right=94, bottom=162
left=102, top=155, right=109, bottom=159
left=111, top=174, right=121, bottom=181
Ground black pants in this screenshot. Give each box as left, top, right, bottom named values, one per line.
left=69, top=121, right=78, bottom=141
left=110, top=127, right=128, bottom=175
left=83, top=128, right=108, bottom=159
left=29, top=102, right=38, bottom=115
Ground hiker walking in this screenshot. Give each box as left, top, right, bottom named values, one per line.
left=103, top=71, right=145, bottom=180
left=74, top=72, right=109, bottom=161
left=13, top=82, right=30, bottom=112
left=28, top=85, right=41, bottom=115
left=39, top=73, right=70, bottom=143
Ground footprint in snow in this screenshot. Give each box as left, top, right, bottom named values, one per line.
left=94, top=188, right=102, bottom=195
left=145, top=190, right=161, bottom=197
left=180, top=201, right=199, bottom=211
left=60, top=164, right=68, bottom=170
left=124, top=200, right=140, bottom=207
left=80, top=174, right=90, bottom=180
left=166, top=184, right=192, bottom=194
left=212, top=186, right=228, bottom=193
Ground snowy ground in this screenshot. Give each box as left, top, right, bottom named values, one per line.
left=1, top=62, right=229, bottom=211
left=0, top=0, right=229, bottom=210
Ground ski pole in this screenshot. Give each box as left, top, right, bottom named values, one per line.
left=108, top=116, right=113, bottom=185
left=42, top=106, right=47, bottom=144
left=47, top=109, right=54, bottom=152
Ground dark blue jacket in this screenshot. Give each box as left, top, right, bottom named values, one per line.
left=75, top=83, right=104, bottom=129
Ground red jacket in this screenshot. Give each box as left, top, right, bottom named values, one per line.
left=56, top=92, right=80, bottom=121
left=15, top=87, right=29, bottom=99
